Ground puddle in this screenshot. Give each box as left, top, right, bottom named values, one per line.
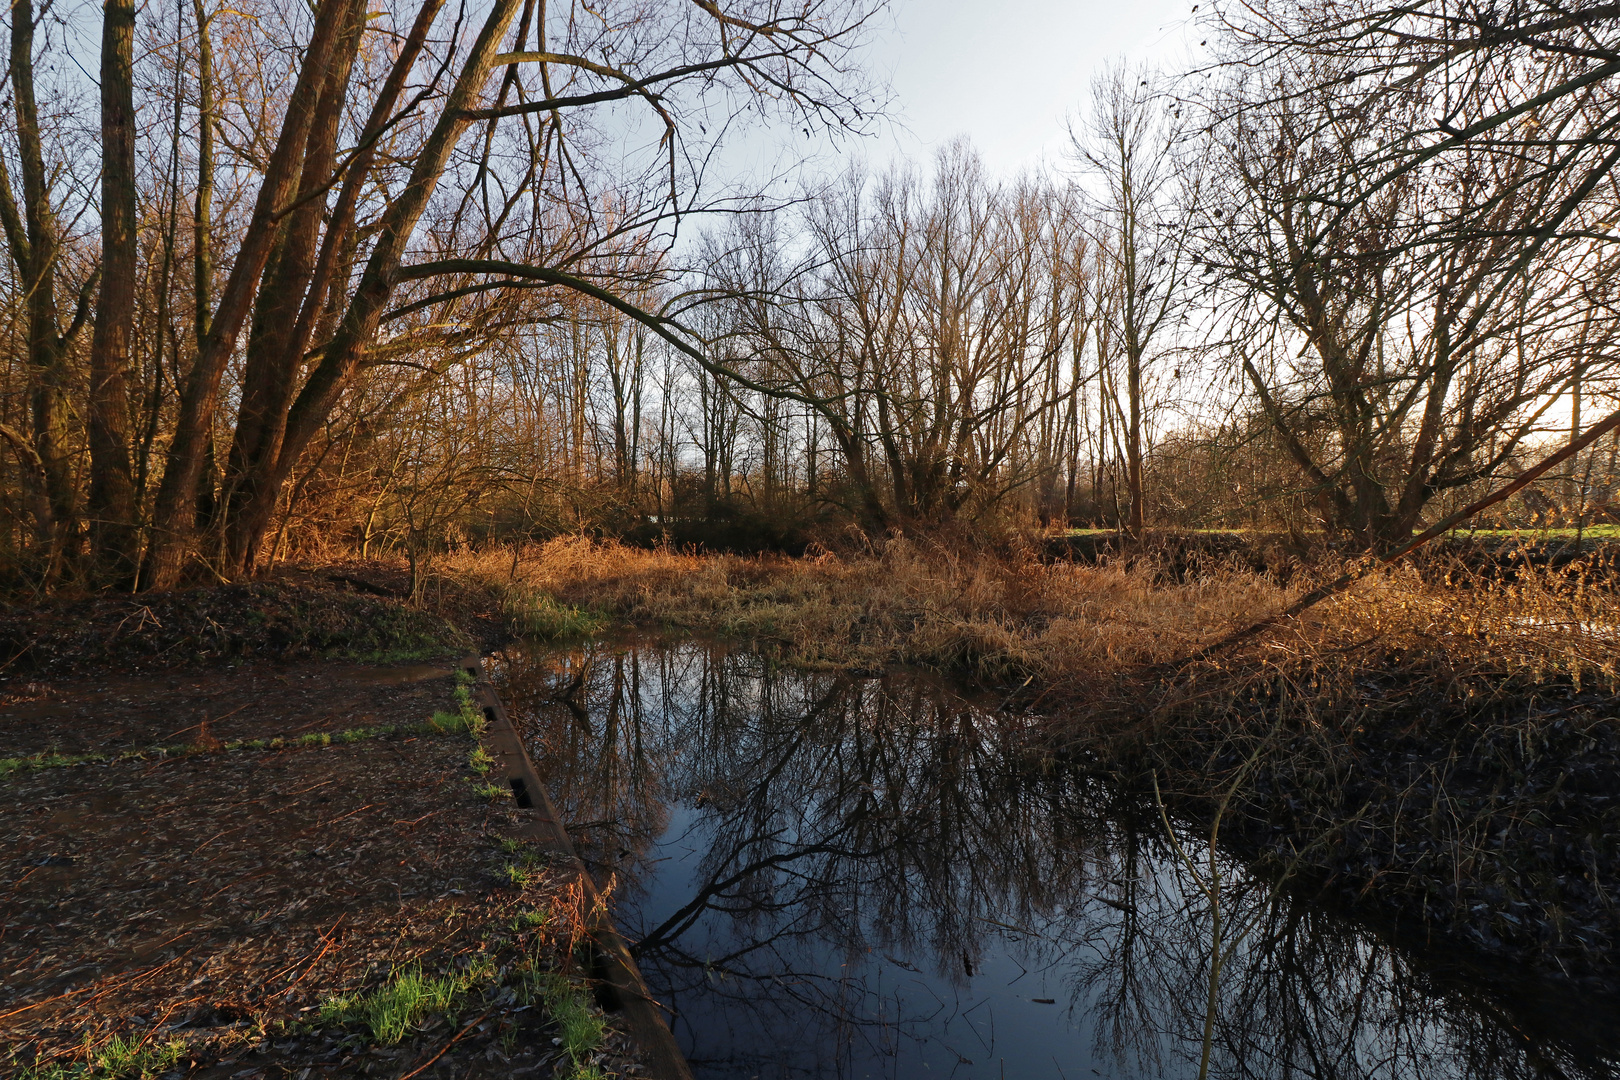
left=494, top=638, right=1620, bottom=1079
left=345, top=663, right=455, bottom=686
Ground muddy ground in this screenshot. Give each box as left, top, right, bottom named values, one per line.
left=0, top=649, right=642, bottom=1078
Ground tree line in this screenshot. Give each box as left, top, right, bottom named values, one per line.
left=2, top=0, right=1619, bottom=590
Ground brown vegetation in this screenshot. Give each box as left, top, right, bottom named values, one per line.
left=427, top=535, right=1620, bottom=974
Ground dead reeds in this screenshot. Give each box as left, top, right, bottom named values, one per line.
left=430, top=533, right=1292, bottom=682
left=431, top=533, right=1620, bottom=974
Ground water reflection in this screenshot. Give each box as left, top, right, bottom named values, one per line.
left=492, top=639, right=1620, bottom=1079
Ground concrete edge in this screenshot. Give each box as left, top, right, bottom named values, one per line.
left=460, top=655, right=694, bottom=1080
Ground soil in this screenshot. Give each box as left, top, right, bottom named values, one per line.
left=1, top=639, right=643, bottom=1077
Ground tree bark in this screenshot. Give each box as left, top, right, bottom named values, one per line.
left=87, top=0, right=140, bottom=585
left=222, top=0, right=366, bottom=571
left=193, top=0, right=215, bottom=347
left=223, top=0, right=446, bottom=574
left=3, top=0, right=81, bottom=578
left=224, top=0, right=525, bottom=570
left=141, top=0, right=354, bottom=589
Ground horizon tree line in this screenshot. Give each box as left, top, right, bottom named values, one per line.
left=2, top=0, right=1619, bottom=590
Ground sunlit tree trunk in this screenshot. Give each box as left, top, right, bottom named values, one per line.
left=222, top=0, right=367, bottom=571
left=0, top=0, right=94, bottom=579
left=227, top=0, right=526, bottom=571
left=220, top=0, right=447, bottom=576
left=88, top=0, right=140, bottom=585
left=142, top=0, right=356, bottom=588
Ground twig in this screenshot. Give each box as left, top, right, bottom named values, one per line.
left=395, top=1008, right=491, bottom=1080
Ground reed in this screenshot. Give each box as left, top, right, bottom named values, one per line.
left=433, top=534, right=1620, bottom=971
left=431, top=533, right=1291, bottom=680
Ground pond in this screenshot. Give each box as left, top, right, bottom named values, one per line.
left=491, top=638, right=1620, bottom=1080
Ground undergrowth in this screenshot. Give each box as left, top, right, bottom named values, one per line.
left=497, top=586, right=607, bottom=640
left=433, top=534, right=1294, bottom=680
left=16, top=1034, right=186, bottom=1079
left=435, top=535, right=1620, bottom=975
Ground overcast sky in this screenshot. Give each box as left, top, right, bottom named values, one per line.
left=865, top=0, right=1200, bottom=175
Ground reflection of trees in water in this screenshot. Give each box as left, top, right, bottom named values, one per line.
left=495, top=641, right=1618, bottom=1080
left=1078, top=852, right=1616, bottom=1080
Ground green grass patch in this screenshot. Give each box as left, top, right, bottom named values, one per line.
left=317, top=958, right=493, bottom=1045
left=523, top=972, right=608, bottom=1077
left=510, top=906, right=552, bottom=932
left=0, top=752, right=103, bottom=779
left=498, top=588, right=606, bottom=641
left=16, top=1033, right=187, bottom=1078
left=502, top=861, right=541, bottom=888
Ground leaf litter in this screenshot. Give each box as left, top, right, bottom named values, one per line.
left=1, top=658, right=645, bottom=1078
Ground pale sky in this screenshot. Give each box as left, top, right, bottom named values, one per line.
left=690, top=0, right=1204, bottom=204
left=867, top=0, right=1201, bottom=176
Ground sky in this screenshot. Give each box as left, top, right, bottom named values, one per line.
left=691, top=0, right=1204, bottom=205
left=864, top=0, right=1200, bottom=176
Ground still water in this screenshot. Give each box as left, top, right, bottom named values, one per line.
left=491, top=638, right=1620, bottom=1080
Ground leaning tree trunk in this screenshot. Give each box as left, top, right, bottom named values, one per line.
left=140, top=0, right=355, bottom=590
left=222, top=0, right=443, bottom=576
left=222, top=0, right=525, bottom=572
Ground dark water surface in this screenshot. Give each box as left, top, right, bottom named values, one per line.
left=492, top=638, right=1620, bottom=1080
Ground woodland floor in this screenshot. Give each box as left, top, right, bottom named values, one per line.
left=0, top=645, right=642, bottom=1078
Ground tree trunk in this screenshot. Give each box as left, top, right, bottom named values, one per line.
left=223, top=0, right=525, bottom=570
left=1125, top=346, right=1144, bottom=538
left=87, top=0, right=140, bottom=586
left=3, top=0, right=81, bottom=579
left=222, top=0, right=366, bottom=572
left=141, top=0, right=354, bottom=589
left=193, top=0, right=215, bottom=346
left=222, top=0, right=446, bottom=575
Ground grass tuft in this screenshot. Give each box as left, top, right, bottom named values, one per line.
left=317, top=965, right=481, bottom=1045
left=16, top=1033, right=187, bottom=1078
left=488, top=582, right=607, bottom=640
left=517, top=972, right=607, bottom=1078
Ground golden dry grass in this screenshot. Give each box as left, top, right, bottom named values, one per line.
left=433, top=534, right=1297, bottom=681
left=435, top=535, right=1620, bottom=695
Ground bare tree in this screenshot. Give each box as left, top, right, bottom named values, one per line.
left=695, top=146, right=1090, bottom=531
left=1075, top=65, right=1199, bottom=538
left=1195, top=15, right=1620, bottom=546
left=0, top=0, right=886, bottom=588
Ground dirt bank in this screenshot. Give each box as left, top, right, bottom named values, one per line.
left=1, top=655, right=641, bottom=1079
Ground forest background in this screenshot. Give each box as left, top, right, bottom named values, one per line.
left=1, top=0, right=1618, bottom=592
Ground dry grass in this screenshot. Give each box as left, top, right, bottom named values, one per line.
left=431, top=534, right=1293, bottom=682
left=1070, top=552, right=1620, bottom=974
left=433, top=535, right=1619, bottom=690
left=433, top=534, right=1620, bottom=975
